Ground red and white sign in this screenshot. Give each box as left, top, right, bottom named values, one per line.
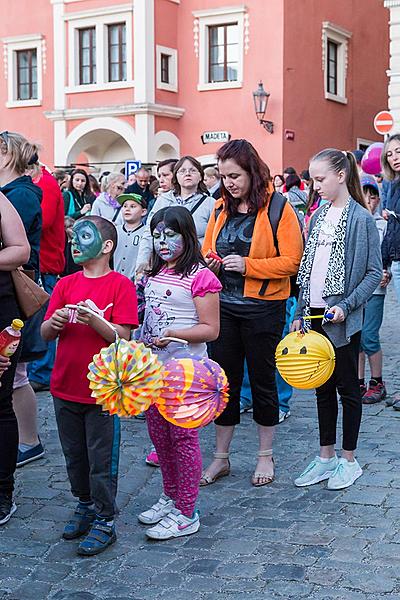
left=373, top=111, right=394, bottom=135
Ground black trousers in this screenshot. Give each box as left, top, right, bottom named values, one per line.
left=0, top=355, right=19, bottom=497
left=0, top=282, right=20, bottom=497
left=53, top=398, right=121, bottom=519
left=311, top=311, right=362, bottom=451
left=210, top=301, right=285, bottom=427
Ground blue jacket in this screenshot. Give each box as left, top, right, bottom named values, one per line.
left=1, top=176, right=42, bottom=275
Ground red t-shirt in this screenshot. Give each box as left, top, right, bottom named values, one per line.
left=45, top=271, right=138, bottom=404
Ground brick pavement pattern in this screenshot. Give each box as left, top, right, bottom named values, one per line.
left=1, top=290, right=400, bottom=599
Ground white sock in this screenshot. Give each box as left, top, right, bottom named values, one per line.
left=19, top=443, right=35, bottom=452
left=319, top=455, right=336, bottom=463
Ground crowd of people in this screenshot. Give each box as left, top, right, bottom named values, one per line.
left=0, top=129, right=399, bottom=556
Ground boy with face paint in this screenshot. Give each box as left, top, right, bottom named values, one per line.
left=41, top=216, right=138, bottom=556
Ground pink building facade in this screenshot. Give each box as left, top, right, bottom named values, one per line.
left=0, top=0, right=390, bottom=175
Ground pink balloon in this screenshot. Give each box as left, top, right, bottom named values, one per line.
left=361, top=142, right=384, bottom=175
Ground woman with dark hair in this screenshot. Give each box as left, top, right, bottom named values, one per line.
left=292, top=149, right=382, bottom=490
left=137, top=206, right=221, bottom=540
left=201, top=139, right=303, bottom=487
left=136, top=156, right=215, bottom=274
left=63, top=169, right=95, bottom=219
left=88, top=174, right=101, bottom=197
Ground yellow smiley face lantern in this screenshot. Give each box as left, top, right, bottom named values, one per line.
left=275, top=330, right=335, bottom=389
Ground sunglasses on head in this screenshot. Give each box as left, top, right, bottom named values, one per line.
left=0, top=131, right=9, bottom=145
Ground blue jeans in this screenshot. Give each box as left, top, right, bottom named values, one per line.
left=28, top=274, right=58, bottom=386
left=240, top=360, right=252, bottom=408
left=276, top=296, right=298, bottom=413
left=360, top=294, right=385, bottom=356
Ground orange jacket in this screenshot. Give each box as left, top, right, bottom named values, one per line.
left=202, top=192, right=303, bottom=301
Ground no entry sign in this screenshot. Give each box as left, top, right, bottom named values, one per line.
left=374, top=111, right=394, bottom=135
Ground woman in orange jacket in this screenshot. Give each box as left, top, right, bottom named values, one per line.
left=201, top=139, right=303, bottom=487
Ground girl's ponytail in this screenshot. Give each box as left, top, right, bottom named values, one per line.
left=311, top=148, right=367, bottom=209
left=344, top=151, right=367, bottom=208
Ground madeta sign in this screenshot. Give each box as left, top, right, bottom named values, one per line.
left=201, top=131, right=231, bottom=144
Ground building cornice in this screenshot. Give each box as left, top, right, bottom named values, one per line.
left=193, top=5, right=246, bottom=18
left=63, top=4, right=132, bottom=20
left=384, top=1, right=400, bottom=8
left=44, top=103, right=185, bottom=121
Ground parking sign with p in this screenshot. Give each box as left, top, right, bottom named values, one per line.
left=125, top=160, right=142, bottom=179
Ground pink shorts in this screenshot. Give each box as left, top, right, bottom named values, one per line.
left=13, top=362, right=29, bottom=390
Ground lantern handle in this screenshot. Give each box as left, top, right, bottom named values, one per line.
left=301, top=313, right=334, bottom=321
left=64, top=304, right=119, bottom=341
left=159, top=336, right=189, bottom=344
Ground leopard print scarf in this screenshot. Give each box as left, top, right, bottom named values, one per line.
left=297, top=199, right=350, bottom=319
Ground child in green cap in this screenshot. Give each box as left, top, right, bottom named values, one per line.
left=114, top=193, right=147, bottom=282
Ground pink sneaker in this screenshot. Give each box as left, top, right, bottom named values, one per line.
left=145, top=449, right=160, bottom=467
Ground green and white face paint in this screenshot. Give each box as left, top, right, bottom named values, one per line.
left=152, top=221, right=184, bottom=263
left=71, top=219, right=104, bottom=264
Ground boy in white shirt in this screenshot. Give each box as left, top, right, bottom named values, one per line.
left=114, top=193, right=147, bottom=281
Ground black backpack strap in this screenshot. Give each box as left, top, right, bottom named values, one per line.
left=259, top=192, right=287, bottom=296
left=214, top=203, right=224, bottom=223
left=268, top=191, right=287, bottom=253
left=112, top=206, right=122, bottom=223
left=190, top=194, right=208, bottom=215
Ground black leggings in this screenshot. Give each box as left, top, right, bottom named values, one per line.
left=311, top=310, right=362, bottom=451
left=210, top=301, right=285, bottom=427
left=0, top=282, right=20, bottom=497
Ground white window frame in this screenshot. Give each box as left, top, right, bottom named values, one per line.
left=156, top=45, right=178, bottom=92
left=322, top=22, right=352, bottom=105
left=357, top=137, right=376, bottom=152
left=193, top=6, right=245, bottom=92
left=66, top=7, right=133, bottom=93
left=3, top=34, right=43, bottom=108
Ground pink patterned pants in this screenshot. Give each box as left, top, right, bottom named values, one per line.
left=146, top=405, right=202, bottom=516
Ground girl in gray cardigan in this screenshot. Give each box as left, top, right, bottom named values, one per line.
left=291, top=149, right=382, bottom=491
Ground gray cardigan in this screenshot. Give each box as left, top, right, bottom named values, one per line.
left=295, top=199, right=382, bottom=348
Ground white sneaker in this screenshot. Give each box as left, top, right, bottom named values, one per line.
left=145, top=507, right=200, bottom=540
left=279, top=409, right=291, bottom=423
left=138, top=493, right=174, bottom=525
left=294, top=455, right=338, bottom=487
left=327, top=457, right=363, bottom=490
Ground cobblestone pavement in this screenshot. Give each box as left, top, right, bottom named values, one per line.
left=1, top=290, right=400, bottom=600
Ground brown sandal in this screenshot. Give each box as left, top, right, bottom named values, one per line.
left=199, top=452, right=230, bottom=486
left=251, top=449, right=275, bottom=487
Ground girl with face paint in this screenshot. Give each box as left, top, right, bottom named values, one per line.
left=136, top=206, right=222, bottom=541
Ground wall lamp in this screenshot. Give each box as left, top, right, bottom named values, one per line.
left=253, top=81, right=274, bottom=134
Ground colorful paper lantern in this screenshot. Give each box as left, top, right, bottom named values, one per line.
left=155, top=357, right=229, bottom=428
left=87, top=339, right=163, bottom=417
left=275, top=330, right=335, bottom=389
